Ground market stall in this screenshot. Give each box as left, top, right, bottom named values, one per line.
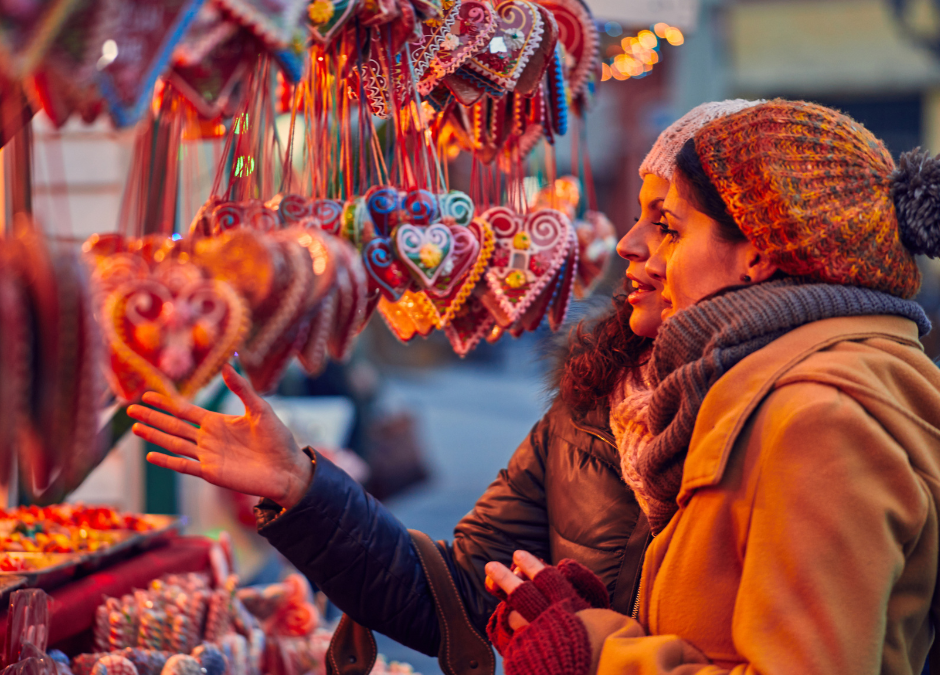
left=0, top=0, right=671, bottom=669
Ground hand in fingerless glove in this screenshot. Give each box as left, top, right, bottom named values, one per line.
left=503, top=604, right=591, bottom=675
left=486, top=560, right=607, bottom=662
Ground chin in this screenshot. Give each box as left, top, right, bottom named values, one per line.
left=629, top=312, right=660, bottom=339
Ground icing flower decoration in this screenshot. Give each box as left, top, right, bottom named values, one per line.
left=309, top=0, right=335, bottom=24
left=442, top=33, right=460, bottom=50
left=419, top=243, right=444, bottom=269
left=504, top=28, right=525, bottom=51
left=504, top=270, right=527, bottom=289
left=513, top=232, right=531, bottom=250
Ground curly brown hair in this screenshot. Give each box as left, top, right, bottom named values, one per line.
left=559, top=279, right=653, bottom=417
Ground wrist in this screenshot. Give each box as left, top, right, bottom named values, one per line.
left=277, top=447, right=315, bottom=510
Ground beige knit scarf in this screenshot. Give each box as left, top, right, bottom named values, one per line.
left=608, top=358, right=656, bottom=516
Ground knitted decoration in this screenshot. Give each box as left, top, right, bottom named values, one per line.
left=694, top=99, right=921, bottom=299
left=638, top=99, right=763, bottom=180
left=891, top=147, right=940, bottom=256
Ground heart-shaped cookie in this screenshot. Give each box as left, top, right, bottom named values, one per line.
left=462, top=0, right=544, bottom=94
left=549, top=228, right=578, bottom=330
left=327, top=236, right=369, bottom=361
left=420, top=0, right=496, bottom=95
left=365, top=185, right=402, bottom=237
left=103, top=275, right=249, bottom=401
left=481, top=206, right=571, bottom=323
left=395, top=223, right=454, bottom=287
left=513, top=4, right=558, bottom=95
left=408, top=0, right=461, bottom=89
left=297, top=292, right=336, bottom=376
left=310, top=0, right=359, bottom=45
left=539, top=0, right=598, bottom=99
left=309, top=199, right=345, bottom=235
left=279, top=194, right=313, bottom=225
left=444, top=291, right=495, bottom=356
left=425, top=218, right=494, bottom=327
left=574, top=210, right=616, bottom=298
left=439, top=190, right=476, bottom=227
left=400, top=188, right=441, bottom=225
left=363, top=237, right=413, bottom=301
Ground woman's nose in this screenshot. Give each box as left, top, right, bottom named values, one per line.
left=617, top=223, right=648, bottom=262
left=646, top=239, right=667, bottom=282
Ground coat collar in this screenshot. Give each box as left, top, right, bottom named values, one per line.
left=677, top=315, right=923, bottom=505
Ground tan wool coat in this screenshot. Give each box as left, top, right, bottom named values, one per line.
left=582, top=314, right=940, bottom=675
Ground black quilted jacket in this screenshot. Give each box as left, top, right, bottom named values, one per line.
left=256, top=397, right=650, bottom=656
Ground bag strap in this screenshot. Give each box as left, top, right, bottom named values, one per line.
left=326, top=613, right=378, bottom=675
left=408, top=529, right=496, bottom=675
left=325, top=530, right=496, bottom=675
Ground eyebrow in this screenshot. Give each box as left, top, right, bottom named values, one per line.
left=638, top=197, right=665, bottom=209
left=661, top=207, right=679, bottom=219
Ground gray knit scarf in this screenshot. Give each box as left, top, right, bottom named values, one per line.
left=638, top=278, right=931, bottom=534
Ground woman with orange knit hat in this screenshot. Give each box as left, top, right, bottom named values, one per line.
left=485, top=99, right=940, bottom=675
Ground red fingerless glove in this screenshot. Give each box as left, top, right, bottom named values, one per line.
left=502, top=604, right=592, bottom=675
left=557, top=559, right=610, bottom=610
left=486, top=560, right=607, bottom=657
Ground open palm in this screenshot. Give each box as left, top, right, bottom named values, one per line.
left=127, top=364, right=313, bottom=509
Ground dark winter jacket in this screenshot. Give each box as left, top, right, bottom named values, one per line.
left=256, top=397, right=650, bottom=656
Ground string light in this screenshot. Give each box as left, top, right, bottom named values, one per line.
left=601, top=24, right=684, bottom=82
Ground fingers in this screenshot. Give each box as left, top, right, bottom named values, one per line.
left=145, top=452, right=204, bottom=478
left=132, top=423, right=200, bottom=459
left=127, top=405, right=199, bottom=442
left=139, top=391, right=208, bottom=426
left=507, top=610, right=529, bottom=632
left=513, top=550, right=546, bottom=580
left=222, top=363, right=265, bottom=415
left=485, top=562, right=525, bottom=597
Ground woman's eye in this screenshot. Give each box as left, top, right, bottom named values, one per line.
left=655, top=221, right=678, bottom=240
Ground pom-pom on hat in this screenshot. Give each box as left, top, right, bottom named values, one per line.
left=692, top=98, right=937, bottom=299
left=639, top=99, right=764, bottom=181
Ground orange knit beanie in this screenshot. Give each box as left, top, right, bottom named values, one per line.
left=693, top=98, right=940, bottom=299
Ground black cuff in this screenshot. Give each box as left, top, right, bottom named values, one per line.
left=253, top=447, right=316, bottom=529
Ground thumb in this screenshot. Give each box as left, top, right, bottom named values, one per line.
left=222, top=363, right=265, bottom=414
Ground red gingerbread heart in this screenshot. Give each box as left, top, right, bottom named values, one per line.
left=444, top=290, right=495, bottom=356
left=364, top=237, right=413, bottom=302
left=539, top=0, right=598, bottom=99
left=425, top=218, right=494, bottom=327
left=418, top=0, right=497, bottom=95
left=103, top=273, right=249, bottom=402
left=460, top=0, right=544, bottom=94
left=480, top=206, right=571, bottom=325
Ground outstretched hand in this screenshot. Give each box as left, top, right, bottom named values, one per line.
left=127, top=363, right=313, bottom=509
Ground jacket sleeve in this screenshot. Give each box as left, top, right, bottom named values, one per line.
left=447, top=399, right=556, bottom=633
left=256, top=407, right=556, bottom=654
left=588, top=383, right=932, bottom=674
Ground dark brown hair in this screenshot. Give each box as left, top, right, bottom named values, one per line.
left=674, top=138, right=746, bottom=243
left=559, top=280, right=652, bottom=417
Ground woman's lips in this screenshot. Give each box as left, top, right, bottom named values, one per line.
left=627, top=278, right=656, bottom=305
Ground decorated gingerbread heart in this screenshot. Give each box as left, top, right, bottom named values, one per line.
left=407, top=0, right=461, bottom=91
left=444, top=290, right=494, bottom=356
left=365, top=185, right=402, bottom=237
left=549, top=227, right=579, bottom=330
left=420, top=0, right=495, bottom=95
left=513, top=4, right=558, bottom=96
left=400, top=188, right=440, bottom=225
left=481, top=206, right=571, bottom=324
left=103, top=273, right=249, bottom=402
left=539, top=0, right=598, bottom=99
left=574, top=210, right=616, bottom=298
left=425, top=217, right=494, bottom=327
left=309, top=199, right=345, bottom=235
left=278, top=194, right=313, bottom=225
left=439, top=190, right=475, bottom=226
left=309, top=0, right=358, bottom=45
left=363, top=237, right=412, bottom=302
left=395, top=223, right=454, bottom=288
left=297, top=291, right=336, bottom=376
left=215, top=0, right=308, bottom=50
left=459, top=0, right=544, bottom=95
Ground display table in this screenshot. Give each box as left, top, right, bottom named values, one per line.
left=0, top=535, right=213, bottom=649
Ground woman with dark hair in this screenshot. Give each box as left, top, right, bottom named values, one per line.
left=486, top=99, right=940, bottom=675
left=125, top=100, right=761, bottom=656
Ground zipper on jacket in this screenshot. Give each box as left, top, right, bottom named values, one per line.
left=631, top=562, right=644, bottom=619
left=571, top=422, right=617, bottom=450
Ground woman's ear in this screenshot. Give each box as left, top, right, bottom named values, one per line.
left=743, top=244, right=778, bottom=283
